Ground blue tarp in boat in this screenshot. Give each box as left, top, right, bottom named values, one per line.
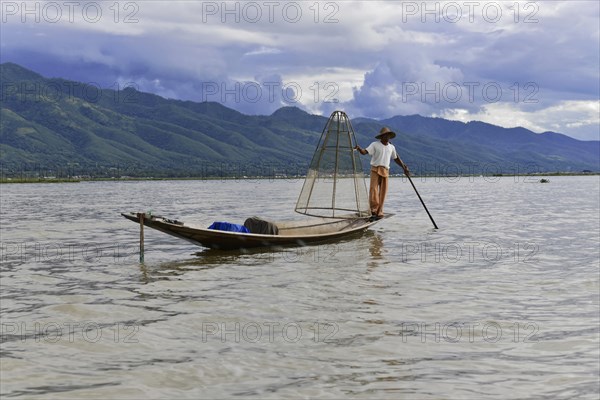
left=207, top=221, right=250, bottom=233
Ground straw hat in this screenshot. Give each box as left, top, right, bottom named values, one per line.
left=375, top=126, right=396, bottom=139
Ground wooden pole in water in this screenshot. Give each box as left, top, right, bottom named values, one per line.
left=403, top=172, right=438, bottom=229
left=138, top=213, right=145, bottom=263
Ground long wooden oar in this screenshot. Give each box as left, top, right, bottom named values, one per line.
left=403, top=169, right=438, bottom=229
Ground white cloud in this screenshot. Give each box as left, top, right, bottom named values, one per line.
left=435, top=101, right=600, bottom=140
left=243, top=46, right=282, bottom=57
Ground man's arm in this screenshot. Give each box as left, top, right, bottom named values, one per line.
left=394, top=157, right=410, bottom=175
left=354, top=145, right=368, bottom=155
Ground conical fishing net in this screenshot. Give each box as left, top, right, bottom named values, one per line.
left=295, top=111, right=370, bottom=219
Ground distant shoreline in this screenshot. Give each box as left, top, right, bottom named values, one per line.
left=1, top=172, right=598, bottom=184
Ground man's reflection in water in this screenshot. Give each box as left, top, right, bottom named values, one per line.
left=369, top=232, right=384, bottom=259
left=366, top=232, right=385, bottom=276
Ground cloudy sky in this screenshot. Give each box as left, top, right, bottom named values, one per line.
left=1, top=0, right=599, bottom=140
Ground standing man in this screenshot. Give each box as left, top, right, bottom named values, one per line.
left=355, top=127, right=410, bottom=220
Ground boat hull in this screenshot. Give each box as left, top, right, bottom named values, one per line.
left=121, top=213, right=391, bottom=250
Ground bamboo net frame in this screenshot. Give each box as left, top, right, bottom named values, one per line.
left=295, top=111, right=370, bottom=219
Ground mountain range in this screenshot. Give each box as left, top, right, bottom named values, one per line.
left=1, top=62, right=598, bottom=178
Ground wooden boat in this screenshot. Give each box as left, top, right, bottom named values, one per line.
left=121, top=212, right=391, bottom=250
left=122, top=111, right=396, bottom=251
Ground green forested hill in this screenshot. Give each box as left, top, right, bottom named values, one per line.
left=1, top=62, right=598, bottom=178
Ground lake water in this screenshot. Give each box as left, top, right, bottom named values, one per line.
left=1, top=176, right=599, bottom=399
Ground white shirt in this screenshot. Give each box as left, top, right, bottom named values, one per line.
left=365, top=141, right=398, bottom=168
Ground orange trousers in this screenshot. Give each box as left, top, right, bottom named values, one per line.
left=369, top=166, right=389, bottom=217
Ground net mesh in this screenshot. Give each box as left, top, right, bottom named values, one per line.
left=295, top=111, right=370, bottom=219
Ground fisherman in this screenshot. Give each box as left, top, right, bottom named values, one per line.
left=355, top=127, right=410, bottom=221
